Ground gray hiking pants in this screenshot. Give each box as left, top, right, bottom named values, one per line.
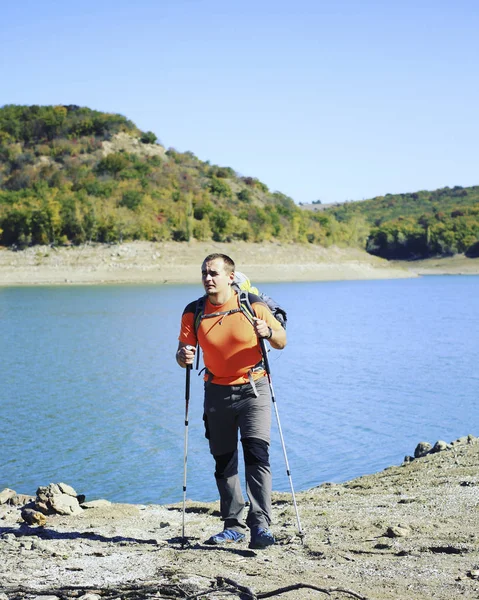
left=203, top=377, right=272, bottom=532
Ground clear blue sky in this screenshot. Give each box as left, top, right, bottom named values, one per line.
left=2, top=0, right=478, bottom=204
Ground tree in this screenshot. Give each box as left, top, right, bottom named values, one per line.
left=97, top=153, right=129, bottom=176
left=140, top=131, right=157, bottom=144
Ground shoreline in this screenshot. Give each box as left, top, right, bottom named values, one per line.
left=1, top=435, right=478, bottom=600
left=2, top=241, right=477, bottom=287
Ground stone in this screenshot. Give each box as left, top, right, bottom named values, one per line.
left=0, top=488, right=16, bottom=505
left=414, top=442, right=432, bottom=458
left=9, top=493, right=35, bottom=506
left=50, top=494, right=83, bottom=516
left=431, top=440, right=451, bottom=453
left=34, top=483, right=85, bottom=515
left=21, top=508, right=47, bottom=526
left=57, top=482, right=78, bottom=497
left=386, top=525, right=410, bottom=538
left=81, top=499, right=112, bottom=509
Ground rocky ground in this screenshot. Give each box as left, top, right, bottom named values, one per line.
left=1, top=435, right=478, bottom=600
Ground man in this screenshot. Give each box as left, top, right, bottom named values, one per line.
left=176, top=253, right=286, bottom=549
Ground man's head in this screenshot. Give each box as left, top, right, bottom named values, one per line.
left=201, top=254, right=235, bottom=302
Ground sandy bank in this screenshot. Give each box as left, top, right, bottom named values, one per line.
left=390, top=254, right=479, bottom=277
left=0, top=241, right=418, bottom=286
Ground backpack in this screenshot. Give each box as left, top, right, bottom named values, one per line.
left=231, top=271, right=287, bottom=329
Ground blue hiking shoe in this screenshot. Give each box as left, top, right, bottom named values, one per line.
left=249, top=526, right=275, bottom=549
left=206, top=529, right=246, bottom=545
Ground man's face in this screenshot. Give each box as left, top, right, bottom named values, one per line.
left=201, top=258, right=234, bottom=296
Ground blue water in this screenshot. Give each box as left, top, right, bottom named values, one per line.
left=1, top=276, right=478, bottom=505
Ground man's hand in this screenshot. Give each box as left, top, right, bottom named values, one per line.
left=253, top=318, right=287, bottom=350
left=253, top=317, right=272, bottom=340
left=176, top=344, right=196, bottom=368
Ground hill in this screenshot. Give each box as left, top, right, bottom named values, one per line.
left=0, top=105, right=354, bottom=250
left=312, top=186, right=479, bottom=259
left=1, top=105, right=478, bottom=261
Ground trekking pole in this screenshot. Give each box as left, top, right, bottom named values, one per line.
left=181, top=363, right=192, bottom=547
left=260, top=338, right=304, bottom=541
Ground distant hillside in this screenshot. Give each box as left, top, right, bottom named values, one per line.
left=0, top=104, right=353, bottom=249
left=1, top=105, right=478, bottom=259
left=320, top=186, right=479, bottom=223
left=305, top=187, right=479, bottom=259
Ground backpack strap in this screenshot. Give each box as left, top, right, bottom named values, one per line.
left=237, top=290, right=257, bottom=325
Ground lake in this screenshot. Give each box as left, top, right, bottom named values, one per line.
left=1, top=275, right=478, bottom=505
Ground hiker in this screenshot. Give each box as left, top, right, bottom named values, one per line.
left=176, top=253, right=286, bottom=549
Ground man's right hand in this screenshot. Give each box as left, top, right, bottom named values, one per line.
left=176, top=344, right=196, bottom=367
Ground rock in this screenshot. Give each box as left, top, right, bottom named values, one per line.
left=50, top=493, right=83, bottom=516
left=9, top=493, right=35, bottom=506
left=403, top=455, right=414, bottom=463
left=431, top=440, right=451, bottom=453
left=414, top=442, right=432, bottom=458
left=78, top=594, right=102, bottom=600
left=81, top=499, right=112, bottom=509
left=0, top=488, right=16, bottom=505
left=467, top=570, right=479, bottom=580
left=34, top=482, right=84, bottom=515
left=57, top=482, right=78, bottom=497
left=386, top=525, right=410, bottom=538
left=21, top=508, right=47, bottom=526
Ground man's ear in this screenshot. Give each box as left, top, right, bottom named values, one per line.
left=228, top=271, right=235, bottom=284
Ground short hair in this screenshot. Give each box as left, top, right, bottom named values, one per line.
left=203, top=253, right=235, bottom=274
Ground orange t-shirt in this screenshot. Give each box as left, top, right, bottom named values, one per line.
left=179, top=292, right=282, bottom=385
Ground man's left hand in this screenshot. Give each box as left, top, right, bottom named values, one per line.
left=253, top=317, right=272, bottom=340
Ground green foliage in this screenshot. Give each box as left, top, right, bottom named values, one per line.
left=140, top=131, right=157, bottom=144
left=237, top=189, right=252, bottom=203
left=365, top=208, right=479, bottom=259
left=320, top=185, right=479, bottom=259
left=209, top=165, right=236, bottom=178
left=241, top=176, right=269, bottom=193
left=119, top=190, right=143, bottom=210
left=9, top=103, right=474, bottom=255
left=97, top=153, right=129, bottom=176
left=0, top=105, right=137, bottom=143
left=208, top=176, right=232, bottom=198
